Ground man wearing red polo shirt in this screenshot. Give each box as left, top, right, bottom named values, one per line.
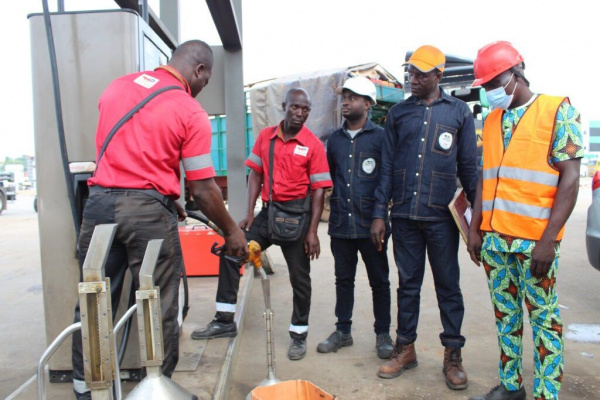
left=71, top=40, right=247, bottom=400
left=193, top=88, right=332, bottom=361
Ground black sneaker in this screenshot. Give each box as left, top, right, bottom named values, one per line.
left=469, top=385, right=526, bottom=400
left=317, top=330, right=353, bottom=353
left=74, top=391, right=92, bottom=400
left=376, top=333, right=394, bottom=359
left=288, top=338, right=307, bottom=360
left=191, top=320, right=237, bottom=340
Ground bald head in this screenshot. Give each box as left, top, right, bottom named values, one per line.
left=284, top=87, right=311, bottom=105
left=171, top=40, right=213, bottom=69
left=169, top=40, right=213, bottom=97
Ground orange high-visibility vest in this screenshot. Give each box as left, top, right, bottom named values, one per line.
left=480, top=94, right=567, bottom=241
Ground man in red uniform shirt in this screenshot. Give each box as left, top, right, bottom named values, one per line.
left=71, top=40, right=247, bottom=400
left=192, top=88, right=332, bottom=361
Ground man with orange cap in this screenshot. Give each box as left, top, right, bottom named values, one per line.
left=371, top=45, right=478, bottom=390
left=467, top=41, right=583, bottom=400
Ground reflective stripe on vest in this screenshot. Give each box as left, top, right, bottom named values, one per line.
left=480, top=94, right=567, bottom=241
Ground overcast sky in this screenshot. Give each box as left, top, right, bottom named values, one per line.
left=1, top=0, right=599, bottom=159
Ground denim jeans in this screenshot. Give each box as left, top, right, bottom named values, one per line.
left=391, top=217, right=465, bottom=348
left=330, top=237, right=391, bottom=335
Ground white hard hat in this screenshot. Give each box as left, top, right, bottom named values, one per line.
left=335, top=76, right=377, bottom=104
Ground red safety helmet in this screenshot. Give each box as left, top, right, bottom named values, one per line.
left=472, top=41, right=524, bottom=87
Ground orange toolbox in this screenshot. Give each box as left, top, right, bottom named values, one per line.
left=179, top=225, right=224, bottom=276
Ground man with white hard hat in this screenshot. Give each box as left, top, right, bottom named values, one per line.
left=316, top=76, right=394, bottom=359
left=467, top=41, right=583, bottom=400
left=371, top=45, right=478, bottom=390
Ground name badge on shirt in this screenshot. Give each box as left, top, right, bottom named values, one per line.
left=134, top=74, right=159, bottom=89
left=294, top=145, right=309, bottom=157
left=438, top=132, right=453, bottom=150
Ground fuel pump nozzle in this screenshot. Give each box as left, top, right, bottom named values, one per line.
left=184, top=212, right=280, bottom=391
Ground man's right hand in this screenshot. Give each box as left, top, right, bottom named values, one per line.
left=223, top=227, right=248, bottom=259
left=238, top=214, right=255, bottom=231
left=467, top=229, right=482, bottom=267
left=370, top=218, right=386, bottom=251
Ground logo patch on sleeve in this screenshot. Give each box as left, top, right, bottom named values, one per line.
left=134, top=74, right=159, bottom=89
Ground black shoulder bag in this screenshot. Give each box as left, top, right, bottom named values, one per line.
left=267, top=137, right=311, bottom=245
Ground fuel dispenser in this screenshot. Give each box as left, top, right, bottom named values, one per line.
left=29, top=9, right=172, bottom=381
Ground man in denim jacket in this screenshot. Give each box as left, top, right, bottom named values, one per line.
left=371, top=45, right=478, bottom=390
left=317, top=76, right=394, bottom=359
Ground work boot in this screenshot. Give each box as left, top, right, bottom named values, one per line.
left=317, top=330, right=353, bottom=353
left=287, top=338, right=307, bottom=360
left=469, top=385, right=526, bottom=400
left=191, top=320, right=237, bottom=340
left=443, top=346, right=468, bottom=390
left=377, top=342, right=418, bottom=379
left=375, top=333, right=394, bottom=359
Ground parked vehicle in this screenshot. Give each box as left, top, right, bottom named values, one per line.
left=0, top=172, right=16, bottom=201
left=586, top=171, right=600, bottom=271
left=588, top=159, right=600, bottom=177
left=0, top=184, right=6, bottom=215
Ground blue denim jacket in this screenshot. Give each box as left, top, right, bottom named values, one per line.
left=373, top=89, right=478, bottom=221
left=327, top=119, right=389, bottom=238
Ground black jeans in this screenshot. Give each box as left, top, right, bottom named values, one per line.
left=215, top=207, right=312, bottom=339
left=391, top=217, right=465, bottom=348
left=330, top=237, right=391, bottom=335
left=72, top=191, right=182, bottom=391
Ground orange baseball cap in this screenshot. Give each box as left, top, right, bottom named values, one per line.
left=403, top=45, right=446, bottom=73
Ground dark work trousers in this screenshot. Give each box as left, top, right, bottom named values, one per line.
left=216, top=206, right=312, bottom=340
left=71, top=191, right=182, bottom=393
left=391, top=217, right=465, bottom=348
left=330, top=237, right=391, bottom=335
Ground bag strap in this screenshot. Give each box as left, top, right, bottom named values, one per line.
left=95, top=85, right=183, bottom=172
left=268, top=133, right=311, bottom=210
left=268, top=135, right=276, bottom=202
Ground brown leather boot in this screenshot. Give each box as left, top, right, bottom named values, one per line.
left=377, top=342, right=418, bottom=379
left=443, top=347, right=468, bottom=390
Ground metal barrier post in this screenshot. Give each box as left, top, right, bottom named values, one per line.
left=36, top=322, right=82, bottom=400
left=125, top=239, right=197, bottom=399
left=78, top=224, right=118, bottom=400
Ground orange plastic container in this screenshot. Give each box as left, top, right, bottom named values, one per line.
left=178, top=225, right=223, bottom=276
left=250, top=380, right=336, bottom=400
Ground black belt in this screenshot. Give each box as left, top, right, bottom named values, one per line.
left=89, top=185, right=175, bottom=210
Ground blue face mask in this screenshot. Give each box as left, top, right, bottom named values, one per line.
left=485, top=73, right=517, bottom=110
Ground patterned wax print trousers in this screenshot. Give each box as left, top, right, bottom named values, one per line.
left=481, top=250, right=563, bottom=400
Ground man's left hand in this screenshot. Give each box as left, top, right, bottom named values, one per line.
left=175, top=202, right=187, bottom=222
left=530, top=239, right=555, bottom=278
left=304, top=231, right=320, bottom=260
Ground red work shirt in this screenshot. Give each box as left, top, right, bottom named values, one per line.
left=88, top=67, right=215, bottom=198
left=245, top=123, right=332, bottom=202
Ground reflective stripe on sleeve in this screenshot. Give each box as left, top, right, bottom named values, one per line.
left=216, top=302, right=236, bottom=313
left=183, top=154, right=213, bottom=172
left=309, top=172, right=331, bottom=183
left=247, top=152, right=262, bottom=167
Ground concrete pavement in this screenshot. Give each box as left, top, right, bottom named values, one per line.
left=1, top=183, right=599, bottom=399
